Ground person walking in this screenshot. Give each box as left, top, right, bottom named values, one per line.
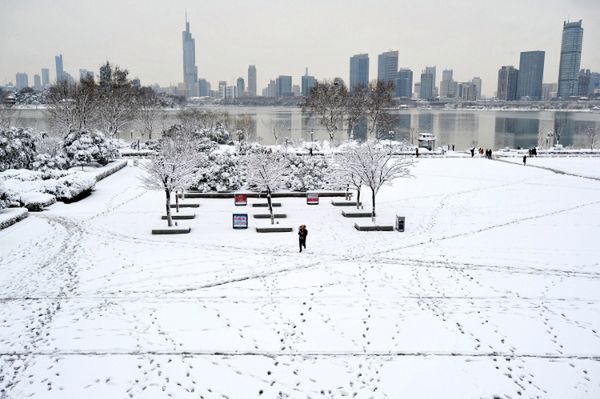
left=415, top=147, right=419, bottom=158
left=523, top=154, right=527, bottom=166
left=298, top=224, right=308, bottom=252
left=470, top=147, right=475, bottom=157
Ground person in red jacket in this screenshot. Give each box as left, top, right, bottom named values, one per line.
left=298, top=224, right=308, bottom=252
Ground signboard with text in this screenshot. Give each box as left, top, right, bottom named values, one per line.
left=233, top=213, right=248, bottom=229
left=234, top=194, right=247, bottom=206
left=306, top=193, right=319, bottom=205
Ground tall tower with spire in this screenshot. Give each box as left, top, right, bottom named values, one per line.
left=182, top=13, right=198, bottom=97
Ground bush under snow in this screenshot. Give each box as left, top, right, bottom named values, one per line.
left=192, top=152, right=243, bottom=192
left=0, top=127, right=37, bottom=171
left=1, top=169, right=96, bottom=201
left=63, top=130, right=119, bottom=167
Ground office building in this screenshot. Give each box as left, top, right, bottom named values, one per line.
left=414, top=82, right=421, bottom=99
left=497, top=66, right=519, bottom=100
left=517, top=51, right=545, bottom=100
left=198, top=79, right=210, bottom=97
left=425, top=66, right=437, bottom=93
left=276, top=75, right=292, bottom=97
left=218, top=81, right=227, bottom=98
left=33, top=74, right=42, bottom=90
left=182, top=16, right=198, bottom=97
left=55, top=54, right=64, bottom=82
left=457, top=82, right=476, bottom=101
left=440, top=69, right=456, bottom=98
left=236, top=77, right=245, bottom=97
left=395, top=68, right=413, bottom=98
left=349, top=53, right=369, bottom=91
left=225, top=86, right=236, bottom=99
left=301, top=69, right=316, bottom=96
left=41, top=68, right=50, bottom=87
left=15, top=73, right=28, bottom=90
left=557, top=20, right=584, bottom=98
left=247, top=65, right=257, bottom=97
left=419, top=70, right=435, bottom=100
left=542, top=83, right=558, bottom=100
left=377, top=51, right=398, bottom=84
left=472, top=77, right=482, bottom=99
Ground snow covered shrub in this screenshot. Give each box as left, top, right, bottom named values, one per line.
left=0, top=127, right=37, bottom=171
left=18, top=192, right=56, bottom=211
left=161, top=125, right=216, bottom=153
left=53, top=173, right=96, bottom=200
left=197, top=127, right=232, bottom=145
left=32, top=153, right=69, bottom=171
left=282, top=154, right=342, bottom=191
left=192, top=152, right=243, bottom=192
left=63, top=130, right=119, bottom=166
left=0, top=181, right=9, bottom=210
left=0, top=169, right=96, bottom=202
left=234, top=141, right=262, bottom=155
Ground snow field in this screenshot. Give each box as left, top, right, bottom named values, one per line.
left=0, top=158, right=599, bottom=398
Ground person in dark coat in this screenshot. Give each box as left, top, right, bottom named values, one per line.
left=470, top=147, right=475, bottom=157
left=298, top=224, right=308, bottom=252
left=523, top=155, right=527, bottom=165
left=415, top=147, right=419, bottom=158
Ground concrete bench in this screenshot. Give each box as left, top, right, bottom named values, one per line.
left=170, top=203, right=200, bottom=208
left=161, top=214, right=196, bottom=220
left=252, top=203, right=282, bottom=207
left=354, top=223, right=394, bottom=231
left=253, top=214, right=287, bottom=219
left=331, top=201, right=361, bottom=207
left=151, top=227, right=191, bottom=234
left=342, top=211, right=372, bottom=218
left=256, top=227, right=293, bottom=233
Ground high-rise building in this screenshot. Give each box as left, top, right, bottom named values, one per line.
left=419, top=70, right=435, bottom=100
left=225, top=86, right=236, bottom=99
left=263, top=79, right=277, bottom=97
left=349, top=53, right=369, bottom=91
left=557, top=20, right=584, bottom=98
left=517, top=51, right=545, bottom=100
left=577, top=69, right=591, bottom=96
left=440, top=69, right=456, bottom=98
left=590, top=72, right=600, bottom=97
left=16, top=73, right=29, bottom=89
left=542, top=83, right=558, bottom=100
left=395, top=69, right=413, bottom=98
left=218, top=81, right=227, bottom=98
left=471, top=77, right=482, bottom=99
left=377, top=51, right=398, bottom=84
left=497, top=66, right=519, bottom=100
left=55, top=54, right=64, bottom=82
left=276, top=75, right=292, bottom=97
left=41, top=68, right=50, bottom=87
left=198, top=79, right=210, bottom=96
left=79, top=69, right=94, bottom=81
left=425, top=66, right=437, bottom=93
left=301, top=69, right=316, bottom=96
left=457, top=82, right=476, bottom=101
left=182, top=16, right=198, bottom=97
left=237, top=77, right=245, bottom=97
left=292, top=85, right=301, bottom=96
left=33, top=74, right=42, bottom=90
left=248, top=65, right=257, bottom=97
left=414, top=82, right=421, bottom=99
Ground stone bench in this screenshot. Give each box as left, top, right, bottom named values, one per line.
left=161, top=214, right=196, bottom=220
left=255, top=227, right=294, bottom=233
left=170, top=203, right=200, bottom=208
left=151, top=227, right=191, bottom=235
left=252, top=203, right=282, bottom=207
left=341, top=211, right=372, bottom=218
left=253, top=214, right=287, bottom=219
left=331, top=201, right=362, bottom=207
left=354, top=223, right=394, bottom=231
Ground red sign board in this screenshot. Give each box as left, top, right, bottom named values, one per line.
left=234, top=194, right=247, bottom=206
left=306, top=193, right=319, bottom=205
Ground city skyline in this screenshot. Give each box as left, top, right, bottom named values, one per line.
left=1, top=0, right=599, bottom=97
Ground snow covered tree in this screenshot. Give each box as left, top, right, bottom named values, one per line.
left=96, top=63, right=138, bottom=138
left=0, top=128, right=37, bottom=171
left=63, top=130, right=119, bottom=168
left=140, top=135, right=199, bottom=227
left=192, top=152, right=243, bottom=193
left=303, top=80, right=348, bottom=143
left=138, top=87, right=159, bottom=140
left=338, top=140, right=413, bottom=218
left=46, top=80, right=78, bottom=133
left=583, top=126, right=598, bottom=150
left=366, top=80, right=395, bottom=138
left=0, top=180, right=9, bottom=210
left=0, top=104, right=16, bottom=130
left=245, top=149, right=287, bottom=224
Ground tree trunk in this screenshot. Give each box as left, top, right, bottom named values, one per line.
left=175, top=189, right=180, bottom=213
left=267, top=186, right=274, bottom=225
left=165, top=188, right=172, bottom=227
left=371, top=188, right=376, bottom=218
left=356, top=187, right=361, bottom=210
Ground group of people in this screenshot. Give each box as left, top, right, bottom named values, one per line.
left=469, top=147, right=493, bottom=158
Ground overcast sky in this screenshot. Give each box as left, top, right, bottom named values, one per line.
left=1, top=0, right=599, bottom=96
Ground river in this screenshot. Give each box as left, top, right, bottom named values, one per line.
left=8, top=107, right=600, bottom=150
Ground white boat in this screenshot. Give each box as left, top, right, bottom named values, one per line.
left=418, top=132, right=436, bottom=150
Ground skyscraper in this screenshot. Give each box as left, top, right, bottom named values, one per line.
left=16, top=73, right=28, bottom=90
left=471, top=77, right=482, bottom=99
left=517, top=51, right=545, bottom=100
left=349, top=53, right=369, bottom=91
left=276, top=75, right=292, bottom=97
left=33, top=74, right=42, bottom=90
left=41, top=68, right=50, bottom=87
left=497, top=66, right=519, bottom=100
left=425, top=66, right=437, bottom=95
left=557, top=20, right=584, bottom=98
left=420, top=69, right=435, bottom=100
left=248, top=65, right=257, bottom=97
left=218, top=81, right=227, bottom=98
left=440, top=69, right=456, bottom=98
left=395, top=69, right=413, bottom=98
left=301, top=69, right=316, bottom=96
left=377, top=51, right=398, bottom=84
left=198, top=79, right=210, bottom=97
left=237, top=77, right=245, bottom=97
left=55, top=54, right=64, bottom=82
left=182, top=16, right=198, bottom=97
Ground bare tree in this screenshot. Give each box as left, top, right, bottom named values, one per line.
left=245, top=149, right=287, bottom=224
left=339, top=140, right=413, bottom=218
left=334, top=153, right=364, bottom=210
left=303, top=80, right=348, bottom=143
left=366, top=80, right=395, bottom=138
left=345, top=86, right=368, bottom=140
left=140, top=136, right=198, bottom=227
left=583, top=126, right=599, bottom=150
left=138, top=87, right=159, bottom=140
left=46, top=80, right=78, bottom=134
left=97, top=63, right=138, bottom=138
left=234, top=114, right=254, bottom=142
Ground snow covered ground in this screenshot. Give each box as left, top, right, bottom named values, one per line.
left=502, top=156, right=600, bottom=180
left=0, top=158, right=599, bottom=398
